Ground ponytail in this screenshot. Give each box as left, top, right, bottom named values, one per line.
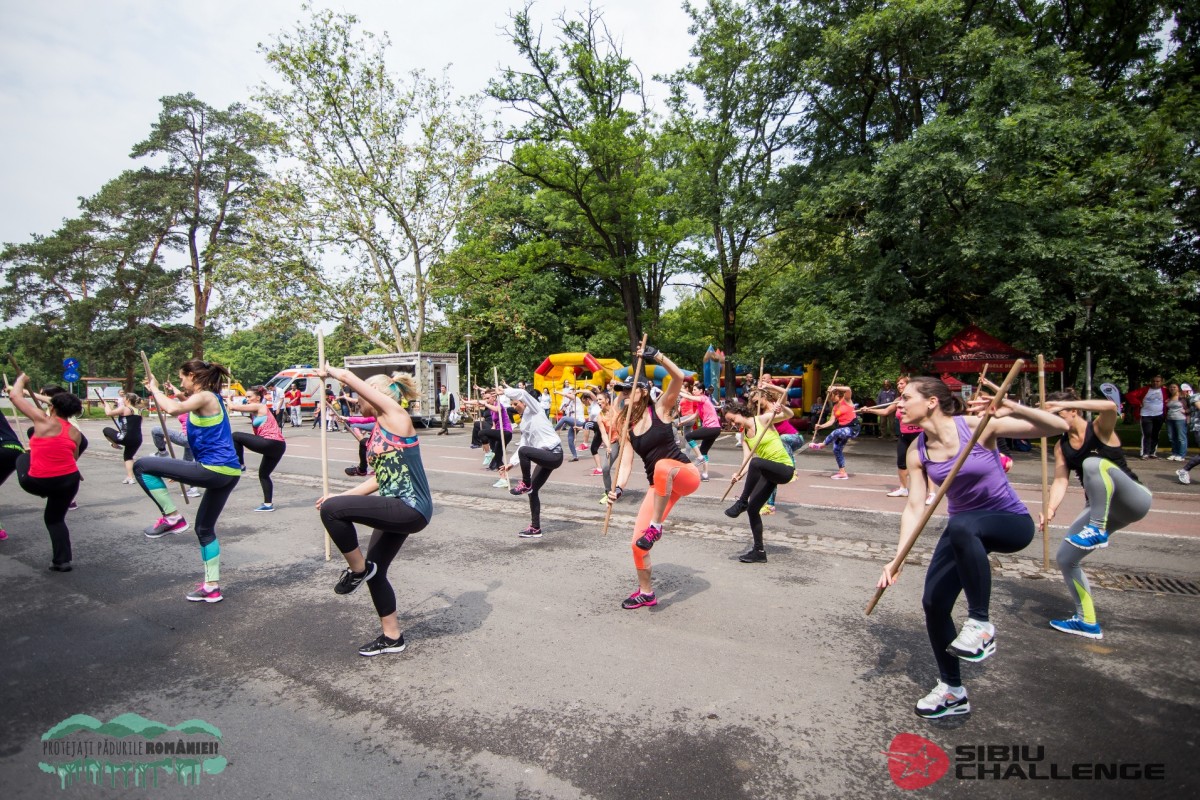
left=179, top=359, right=232, bottom=393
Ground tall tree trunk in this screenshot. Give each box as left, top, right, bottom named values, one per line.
left=721, top=270, right=739, bottom=398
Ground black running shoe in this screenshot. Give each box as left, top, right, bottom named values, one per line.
left=358, top=633, right=406, bottom=657
left=738, top=548, right=767, bottom=563
left=344, top=466, right=367, bottom=477
left=334, top=561, right=377, bottom=595
left=634, top=524, right=663, bottom=551
left=724, top=500, right=748, bottom=518
left=517, top=526, right=543, bottom=539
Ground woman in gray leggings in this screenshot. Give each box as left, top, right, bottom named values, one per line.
left=1042, top=391, right=1152, bottom=640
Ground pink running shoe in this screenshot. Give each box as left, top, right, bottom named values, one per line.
left=509, top=481, right=532, bottom=496
left=831, top=473, right=849, bottom=480
left=621, top=590, right=657, bottom=609
left=634, top=524, right=663, bottom=551
left=590, top=468, right=603, bottom=476
left=0, top=528, right=7, bottom=540
left=1000, top=454, right=1013, bottom=473
left=808, top=442, right=825, bottom=450
left=143, top=516, right=189, bottom=539
left=186, top=584, right=223, bottom=603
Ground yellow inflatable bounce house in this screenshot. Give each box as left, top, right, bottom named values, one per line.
left=532, top=353, right=624, bottom=394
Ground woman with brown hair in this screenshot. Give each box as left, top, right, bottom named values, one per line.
left=607, top=345, right=701, bottom=609
left=101, top=392, right=144, bottom=484
left=135, top=359, right=242, bottom=603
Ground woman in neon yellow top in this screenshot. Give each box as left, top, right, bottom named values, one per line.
left=723, top=385, right=797, bottom=563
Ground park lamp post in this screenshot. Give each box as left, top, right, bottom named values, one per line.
left=1082, top=296, right=1094, bottom=402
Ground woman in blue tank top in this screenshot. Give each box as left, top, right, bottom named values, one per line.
left=877, top=377, right=1066, bottom=720
left=136, top=359, right=242, bottom=604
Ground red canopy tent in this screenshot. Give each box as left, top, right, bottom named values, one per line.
left=929, top=325, right=1063, bottom=373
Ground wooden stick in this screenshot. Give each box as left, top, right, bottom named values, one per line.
left=494, top=367, right=509, bottom=491
left=970, top=363, right=990, bottom=403
left=865, top=359, right=1025, bottom=615
left=7, top=354, right=45, bottom=412
left=140, top=351, right=189, bottom=504
left=318, top=330, right=330, bottom=561
left=2, top=372, right=26, bottom=446
left=1038, top=354, right=1049, bottom=570
left=805, top=369, right=840, bottom=450
left=602, top=334, right=648, bottom=535
left=721, top=375, right=799, bottom=502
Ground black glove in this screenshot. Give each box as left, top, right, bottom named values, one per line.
left=641, top=345, right=661, bottom=362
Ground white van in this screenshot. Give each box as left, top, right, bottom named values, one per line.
left=264, top=366, right=341, bottom=419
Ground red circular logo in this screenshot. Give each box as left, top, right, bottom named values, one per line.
left=885, top=733, right=950, bottom=790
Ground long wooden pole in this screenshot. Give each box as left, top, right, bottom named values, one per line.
left=865, top=360, right=1025, bottom=615
left=7, top=355, right=45, bottom=412
left=2, top=372, right=26, bottom=446
left=318, top=331, right=330, bottom=561
left=494, top=367, right=509, bottom=490
left=602, top=334, right=648, bottom=535
left=140, top=351, right=189, bottom=504
left=1038, top=354, right=1049, bottom=570
left=721, top=375, right=799, bottom=502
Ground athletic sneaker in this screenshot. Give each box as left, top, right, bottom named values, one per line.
left=49, top=563, right=73, bottom=572
left=1066, top=523, right=1109, bottom=550
left=724, top=500, right=748, bottom=518
left=1177, top=469, right=1191, bottom=485
left=470, top=444, right=482, bottom=449
left=492, top=478, right=509, bottom=489
left=334, top=561, right=377, bottom=595
left=185, top=487, right=202, bottom=498
left=345, top=466, right=367, bottom=476
left=701, top=473, right=709, bottom=482
left=598, top=494, right=609, bottom=506
left=509, top=481, right=532, bottom=496
left=517, top=525, right=542, bottom=539
left=808, top=442, right=825, bottom=450
left=738, top=548, right=767, bottom=563
left=482, top=455, right=493, bottom=466
left=947, top=618, right=996, bottom=661
left=925, top=491, right=936, bottom=505
left=122, top=477, right=136, bottom=485
left=186, top=584, right=223, bottom=603
left=590, top=468, right=603, bottom=476
left=68, top=501, right=78, bottom=511
left=999, top=454, right=1013, bottom=473
left=254, top=503, right=274, bottom=512
left=1049, top=615, right=1103, bottom=640
left=915, top=681, right=970, bottom=719
left=0, top=528, right=7, bottom=540
left=886, top=488, right=909, bottom=497
left=144, top=517, right=189, bottom=538
left=761, top=505, right=775, bottom=515
left=635, top=523, right=663, bottom=550
left=831, top=473, right=849, bottom=480
left=621, top=590, right=657, bottom=610
left=358, top=633, right=406, bottom=657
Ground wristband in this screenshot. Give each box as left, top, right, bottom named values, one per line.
left=614, top=486, right=624, bottom=499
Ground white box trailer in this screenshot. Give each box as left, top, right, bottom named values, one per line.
left=341, top=352, right=460, bottom=428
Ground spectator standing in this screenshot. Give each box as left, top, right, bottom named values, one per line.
left=1165, top=382, right=1188, bottom=461
left=1127, top=375, right=1167, bottom=459
left=876, top=380, right=897, bottom=439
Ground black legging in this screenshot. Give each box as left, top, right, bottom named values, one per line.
left=736, top=458, right=794, bottom=549
left=320, top=495, right=430, bottom=618
left=517, top=445, right=564, bottom=529
left=0, top=445, right=20, bottom=486
left=588, top=424, right=606, bottom=456
left=102, top=415, right=143, bottom=462
left=923, top=510, right=1034, bottom=687
left=15, top=453, right=80, bottom=566
left=896, top=431, right=920, bottom=469
left=685, top=427, right=721, bottom=456
left=232, top=432, right=286, bottom=504
left=1139, top=414, right=1165, bottom=456
left=132, top=457, right=240, bottom=552
left=471, top=416, right=493, bottom=447
left=483, top=429, right=512, bottom=470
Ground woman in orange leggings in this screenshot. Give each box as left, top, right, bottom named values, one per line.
left=607, top=344, right=701, bottom=609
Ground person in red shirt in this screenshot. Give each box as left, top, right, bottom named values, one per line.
left=10, top=373, right=82, bottom=571
left=809, top=385, right=860, bottom=480
left=285, top=384, right=303, bottom=428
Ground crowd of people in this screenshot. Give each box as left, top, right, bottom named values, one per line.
left=0, top=353, right=1193, bottom=719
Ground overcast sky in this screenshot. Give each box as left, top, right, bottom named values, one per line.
left=0, top=0, right=695, bottom=250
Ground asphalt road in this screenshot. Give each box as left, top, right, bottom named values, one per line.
left=1, top=421, right=1197, bottom=798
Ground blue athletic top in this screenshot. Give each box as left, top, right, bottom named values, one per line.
left=918, top=416, right=1027, bottom=516
left=366, top=423, right=433, bottom=522
left=187, top=394, right=242, bottom=475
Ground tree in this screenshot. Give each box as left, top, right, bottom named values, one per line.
left=247, top=8, right=489, bottom=353
left=488, top=3, right=690, bottom=351
left=131, top=93, right=273, bottom=358
left=666, top=0, right=806, bottom=390
left=0, top=168, right=189, bottom=387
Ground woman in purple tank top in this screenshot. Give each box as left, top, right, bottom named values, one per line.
left=877, top=377, right=1066, bottom=720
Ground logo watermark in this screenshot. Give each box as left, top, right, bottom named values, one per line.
left=39, top=713, right=226, bottom=790
left=885, top=733, right=1166, bottom=790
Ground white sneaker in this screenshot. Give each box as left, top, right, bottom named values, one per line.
left=886, top=487, right=909, bottom=497
left=185, top=487, right=202, bottom=498
left=492, top=478, right=509, bottom=489
left=1178, top=469, right=1191, bottom=485
left=947, top=618, right=995, bottom=661
left=925, top=491, right=936, bottom=505
left=915, top=681, right=970, bottom=719
left=482, top=455, right=493, bottom=466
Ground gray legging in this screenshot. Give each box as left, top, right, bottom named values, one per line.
left=1056, top=457, right=1152, bottom=624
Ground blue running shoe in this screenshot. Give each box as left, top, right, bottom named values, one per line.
left=1049, top=616, right=1103, bottom=640
left=1067, top=523, right=1109, bottom=550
